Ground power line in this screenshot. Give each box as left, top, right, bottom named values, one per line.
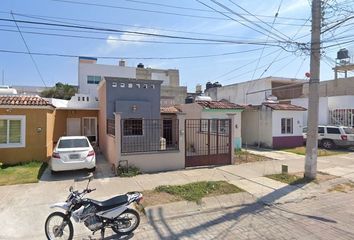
left=2, top=12, right=239, bottom=40
left=117, top=0, right=309, bottom=21
left=226, top=0, right=291, bottom=42
left=222, top=52, right=293, bottom=83
left=210, top=48, right=282, bottom=81
left=0, top=18, right=300, bottom=48
left=50, top=0, right=308, bottom=22
left=0, top=47, right=268, bottom=60
left=0, top=28, right=240, bottom=45
left=321, top=15, right=354, bottom=34
left=196, top=0, right=286, bottom=43
left=10, top=12, right=47, bottom=87
left=250, top=0, right=284, bottom=81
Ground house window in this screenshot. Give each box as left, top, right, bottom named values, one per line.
left=123, top=119, right=143, bottom=136
left=87, top=75, right=101, bottom=84
left=0, top=116, right=26, bottom=148
left=281, top=118, right=293, bottom=134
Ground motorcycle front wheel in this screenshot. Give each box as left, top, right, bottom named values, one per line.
left=45, top=211, right=74, bottom=240
left=112, top=208, right=140, bottom=235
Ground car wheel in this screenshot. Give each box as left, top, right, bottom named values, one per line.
left=88, top=167, right=96, bottom=172
left=51, top=170, right=57, bottom=175
left=321, top=139, right=334, bottom=149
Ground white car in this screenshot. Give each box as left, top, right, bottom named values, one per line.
left=303, top=125, right=354, bottom=149
left=50, top=136, right=96, bottom=173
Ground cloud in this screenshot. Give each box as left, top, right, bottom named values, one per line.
left=281, top=0, right=309, bottom=14
left=97, top=28, right=160, bottom=54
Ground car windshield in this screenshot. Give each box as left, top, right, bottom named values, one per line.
left=58, top=139, right=89, bottom=148
left=343, top=128, right=354, bottom=134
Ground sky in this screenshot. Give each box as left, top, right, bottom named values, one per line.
left=0, top=0, right=353, bottom=91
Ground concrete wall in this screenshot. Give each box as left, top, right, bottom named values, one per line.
left=52, top=109, right=98, bottom=143
left=302, top=77, right=354, bottom=98
left=117, top=113, right=186, bottom=173
left=272, top=110, right=304, bottom=137
left=136, top=68, right=180, bottom=86
left=205, top=78, right=272, bottom=104
left=105, top=78, right=161, bottom=119
left=79, top=62, right=136, bottom=98
left=271, top=110, right=304, bottom=149
left=241, top=108, right=273, bottom=148
left=291, top=97, right=329, bottom=125
left=0, top=108, right=54, bottom=164
left=205, top=77, right=304, bottom=105
left=328, top=95, right=354, bottom=109
left=161, top=85, right=187, bottom=105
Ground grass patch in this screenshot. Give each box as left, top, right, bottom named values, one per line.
left=266, top=173, right=316, bottom=185
left=283, top=146, right=346, bottom=156
left=234, top=149, right=272, bottom=164
left=153, top=181, right=244, bottom=204
left=117, top=165, right=141, bottom=177
left=0, top=161, right=47, bottom=186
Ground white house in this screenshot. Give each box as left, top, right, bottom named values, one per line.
left=205, top=76, right=305, bottom=105
left=242, top=103, right=306, bottom=149
left=291, top=95, right=354, bottom=127
left=78, top=57, right=187, bottom=104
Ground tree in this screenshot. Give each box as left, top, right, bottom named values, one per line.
left=41, top=82, right=77, bottom=100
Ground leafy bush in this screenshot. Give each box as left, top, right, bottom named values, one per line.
left=117, top=165, right=141, bottom=177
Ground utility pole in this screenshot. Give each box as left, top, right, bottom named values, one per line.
left=305, top=0, right=321, bottom=179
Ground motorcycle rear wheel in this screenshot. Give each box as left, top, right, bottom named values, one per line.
left=45, top=211, right=74, bottom=240
left=112, top=208, right=140, bottom=236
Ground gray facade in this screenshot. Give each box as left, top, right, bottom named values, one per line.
left=104, top=77, right=162, bottom=119
left=104, top=77, right=163, bottom=152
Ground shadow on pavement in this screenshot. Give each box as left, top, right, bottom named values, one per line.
left=40, top=154, right=116, bottom=182
left=146, top=181, right=338, bottom=239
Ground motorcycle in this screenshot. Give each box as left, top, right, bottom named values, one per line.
left=44, top=173, right=143, bottom=240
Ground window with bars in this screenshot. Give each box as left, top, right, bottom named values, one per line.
left=0, top=116, right=25, bottom=148
left=281, top=118, right=293, bottom=134
left=123, top=119, right=143, bottom=136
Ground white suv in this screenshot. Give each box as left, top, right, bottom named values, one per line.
left=303, top=125, right=354, bottom=149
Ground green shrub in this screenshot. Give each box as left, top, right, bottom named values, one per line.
left=117, top=165, right=142, bottom=177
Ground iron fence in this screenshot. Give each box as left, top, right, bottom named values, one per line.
left=121, top=119, right=179, bottom=153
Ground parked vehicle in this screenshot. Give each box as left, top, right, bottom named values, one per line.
left=303, top=125, right=354, bottom=149
left=44, top=173, right=143, bottom=240
left=50, top=136, right=96, bottom=173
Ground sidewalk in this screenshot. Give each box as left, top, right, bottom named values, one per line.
left=1, top=151, right=354, bottom=239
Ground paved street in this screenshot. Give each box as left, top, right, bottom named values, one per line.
left=131, top=191, right=354, bottom=240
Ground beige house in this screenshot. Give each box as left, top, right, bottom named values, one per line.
left=0, top=95, right=98, bottom=165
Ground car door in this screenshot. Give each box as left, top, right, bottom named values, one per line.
left=318, top=127, right=325, bottom=140
left=325, top=127, right=341, bottom=142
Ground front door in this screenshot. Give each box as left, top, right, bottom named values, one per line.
left=67, top=118, right=81, bottom=136
left=83, top=117, right=97, bottom=142
left=163, top=119, right=173, bottom=146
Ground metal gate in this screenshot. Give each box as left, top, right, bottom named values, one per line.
left=185, top=119, right=232, bottom=167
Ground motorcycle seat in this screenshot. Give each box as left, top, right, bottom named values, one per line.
left=91, top=195, right=128, bottom=208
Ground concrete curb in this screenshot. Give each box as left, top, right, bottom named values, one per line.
left=144, top=192, right=255, bottom=222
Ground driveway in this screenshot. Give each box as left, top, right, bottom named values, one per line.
left=40, top=154, right=115, bottom=182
